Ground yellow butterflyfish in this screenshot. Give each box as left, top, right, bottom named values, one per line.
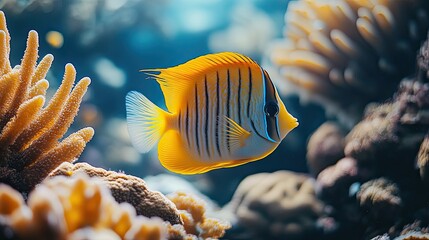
left=126, top=52, right=298, bottom=174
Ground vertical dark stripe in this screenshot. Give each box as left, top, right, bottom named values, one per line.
left=185, top=104, right=190, bottom=147
left=178, top=111, right=181, bottom=131
left=237, top=68, right=242, bottom=125
left=247, top=67, right=252, bottom=117
left=204, top=76, right=211, bottom=158
left=195, top=84, right=200, bottom=155
left=226, top=69, right=231, bottom=151
left=215, top=71, right=222, bottom=157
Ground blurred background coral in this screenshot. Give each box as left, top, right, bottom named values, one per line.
left=2, top=0, right=429, bottom=239
left=1, top=0, right=316, bottom=205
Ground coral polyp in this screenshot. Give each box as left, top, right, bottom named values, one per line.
left=0, top=11, right=93, bottom=193
left=270, top=0, right=429, bottom=123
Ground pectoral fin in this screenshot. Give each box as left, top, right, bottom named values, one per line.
left=220, top=116, right=251, bottom=152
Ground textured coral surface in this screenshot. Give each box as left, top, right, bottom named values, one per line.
left=271, top=0, right=429, bottom=123
left=50, top=162, right=182, bottom=225
left=168, top=192, right=231, bottom=239
left=0, top=11, right=93, bottom=193
left=224, top=170, right=325, bottom=240
left=0, top=172, right=230, bottom=240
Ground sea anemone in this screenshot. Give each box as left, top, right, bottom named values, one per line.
left=0, top=11, right=93, bottom=193
left=270, top=0, right=429, bottom=123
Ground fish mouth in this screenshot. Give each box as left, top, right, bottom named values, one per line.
left=288, top=118, right=299, bottom=129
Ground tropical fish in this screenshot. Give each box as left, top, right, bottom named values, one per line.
left=126, top=52, right=298, bottom=174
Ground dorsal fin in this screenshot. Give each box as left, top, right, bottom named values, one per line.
left=141, top=52, right=258, bottom=113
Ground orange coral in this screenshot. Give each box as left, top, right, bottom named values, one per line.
left=0, top=11, right=93, bottom=193
left=168, top=192, right=231, bottom=239
left=270, top=0, right=429, bottom=123
left=50, top=162, right=183, bottom=225
left=0, top=172, right=230, bottom=240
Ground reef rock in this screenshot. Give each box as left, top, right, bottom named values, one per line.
left=307, top=122, right=346, bottom=176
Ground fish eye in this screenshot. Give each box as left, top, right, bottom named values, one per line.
left=264, top=102, right=279, bottom=117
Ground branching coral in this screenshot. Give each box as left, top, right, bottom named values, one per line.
left=49, top=162, right=182, bottom=225
left=0, top=172, right=230, bottom=240
left=0, top=11, right=93, bottom=193
left=168, top=192, right=231, bottom=239
left=224, top=171, right=325, bottom=240
left=270, top=0, right=429, bottom=123
left=0, top=173, right=173, bottom=240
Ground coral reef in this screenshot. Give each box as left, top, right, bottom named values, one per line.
left=0, top=172, right=230, bottom=240
left=303, top=31, right=429, bottom=239
left=418, top=133, right=429, bottom=185
left=50, top=162, right=182, bottom=225
left=223, top=170, right=326, bottom=240
left=168, top=192, right=231, bottom=239
left=270, top=0, right=429, bottom=123
left=306, top=122, right=346, bottom=176
left=0, top=11, right=93, bottom=193
left=357, top=178, right=403, bottom=238
left=345, top=78, right=429, bottom=178
left=316, top=157, right=370, bottom=205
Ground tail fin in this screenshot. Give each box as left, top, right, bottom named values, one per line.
left=125, top=91, right=168, bottom=153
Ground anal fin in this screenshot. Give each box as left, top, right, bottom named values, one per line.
left=158, top=130, right=253, bottom=174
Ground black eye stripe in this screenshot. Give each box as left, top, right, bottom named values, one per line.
left=262, top=68, right=280, bottom=142
left=264, top=102, right=279, bottom=117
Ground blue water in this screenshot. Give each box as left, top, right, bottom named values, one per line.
left=1, top=0, right=325, bottom=204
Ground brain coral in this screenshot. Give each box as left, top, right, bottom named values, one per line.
left=270, top=0, right=429, bottom=123
left=224, top=171, right=325, bottom=240
left=0, top=11, right=93, bottom=193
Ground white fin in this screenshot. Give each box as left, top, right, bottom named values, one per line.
left=125, top=91, right=167, bottom=153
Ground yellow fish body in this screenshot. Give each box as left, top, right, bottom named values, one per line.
left=126, top=52, right=298, bottom=174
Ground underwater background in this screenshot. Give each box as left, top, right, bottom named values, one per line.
left=1, top=0, right=429, bottom=239
left=2, top=0, right=318, bottom=205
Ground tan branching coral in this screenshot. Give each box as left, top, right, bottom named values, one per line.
left=0, top=11, right=93, bottom=193
left=168, top=192, right=231, bottom=239
left=224, top=171, right=325, bottom=239
left=270, top=0, right=429, bottom=123
left=50, top=162, right=183, bottom=225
